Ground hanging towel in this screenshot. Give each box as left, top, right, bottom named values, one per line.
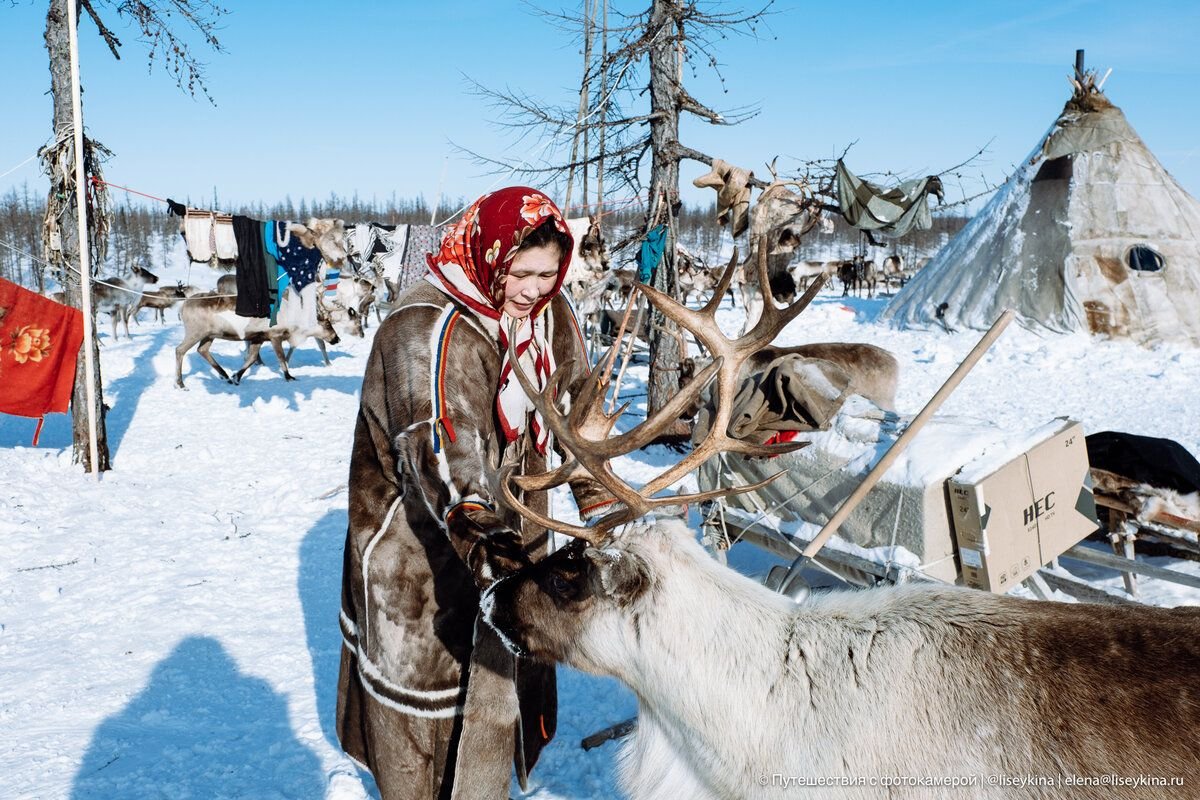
left=274, top=221, right=322, bottom=291
left=382, top=223, right=409, bottom=286
left=212, top=214, right=239, bottom=260
left=233, top=215, right=271, bottom=318
left=635, top=224, right=668, bottom=284
left=184, top=210, right=215, bottom=262
left=402, top=224, right=441, bottom=289
left=0, top=278, right=84, bottom=443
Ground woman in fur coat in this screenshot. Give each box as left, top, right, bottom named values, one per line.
left=336, top=187, right=609, bottom=799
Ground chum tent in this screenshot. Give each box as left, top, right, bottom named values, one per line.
left=881, top=72, right=1200, bottom=348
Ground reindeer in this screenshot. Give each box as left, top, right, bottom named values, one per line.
left=788, top=259, right=837, bottom=293
left=838, top=256, right=877, bottom=298
left=174, top=289, right=340, bottom=388
left=93, top=264, right=159, bottom=339
left=737, top=169, right=824, bottom=333
left=881, top=253, right=907, bottom=291
left=133, top=283, right=195, bottom=324
left=563, top=216, right=610, bottom=304
left=479, top=245, right=1200, bottom=800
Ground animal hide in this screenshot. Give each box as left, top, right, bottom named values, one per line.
left=693, top=158, right=753, bottom=238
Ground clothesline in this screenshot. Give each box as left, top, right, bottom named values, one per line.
left=0, top=237, right=239, bottom=298
left=88, top=177, right=169, bottom=204
left=0, top=152, right=41, bottom=181
left=89, top=172, right=650, bottom=228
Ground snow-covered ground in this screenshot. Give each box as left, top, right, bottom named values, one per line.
left=3, top=260, right=1200, bottom=798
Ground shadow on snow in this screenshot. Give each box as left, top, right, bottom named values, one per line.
left=70, top=635, right=325, bottom=799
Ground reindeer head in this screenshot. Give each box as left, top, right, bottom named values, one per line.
left=323, top=299, right=364, bottom=339
left=290, top=218, right=349, bottom=267
left=314, top=303, right=342, bottom=345
left=483, top=244, right=828, bottom=658
left=133, top=264, right=160, bottom=285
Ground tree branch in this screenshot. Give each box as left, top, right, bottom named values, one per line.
left=79, top=0, right=121, bottom=59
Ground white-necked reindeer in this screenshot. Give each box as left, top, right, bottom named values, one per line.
left=94, top=264, right=159, bottom=339
left=480, top=246, right=1200, bottom=800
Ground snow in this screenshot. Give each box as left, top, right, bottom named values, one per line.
left=3, top=259, right=1200, bottom=798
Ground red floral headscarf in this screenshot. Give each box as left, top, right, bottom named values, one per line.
left=424, top=187, right=574, bottom=454
left=426, top=187, right=572, bottom=320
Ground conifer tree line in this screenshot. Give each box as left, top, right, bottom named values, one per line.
left=0, top=184, right=967, bottom=290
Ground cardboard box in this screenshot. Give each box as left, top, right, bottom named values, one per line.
left=948, top=419, right=1099, bottom=592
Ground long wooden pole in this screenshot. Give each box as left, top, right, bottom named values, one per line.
left=66, top=0, right=101, bottom=478
left=779, top=309, right=1015, bottom=594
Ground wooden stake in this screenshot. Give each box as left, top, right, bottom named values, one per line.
left=66, top=0, right=100, bottom=479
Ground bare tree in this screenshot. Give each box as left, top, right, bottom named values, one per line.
left=39, top=0, right=226, bottom=471
left=464, top=0, right=772, bottom=431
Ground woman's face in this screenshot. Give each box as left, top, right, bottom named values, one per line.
left=502, top=244, right=561, bottom=318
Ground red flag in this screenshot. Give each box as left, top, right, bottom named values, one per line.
left=0, top=278, right=84, bottom=420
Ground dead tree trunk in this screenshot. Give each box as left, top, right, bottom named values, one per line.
left=645, top=0, right=683, bottom=429
left=45, top=0, right=110, bottom=472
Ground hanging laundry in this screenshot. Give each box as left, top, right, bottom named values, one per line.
left=274, top=220, right=322, bottom=291
left=835, top=159, right=944, bottom=239
left=184, top=209, right=215, bottom=262
left=0, top=279, right=84, bottom=444
left=263, top=220, right=283, bottom=325
left=323, top=264, right=341, bottom=301
left=382, top=223, right=409, bottom=287
left=404, top=224, right=442, bottom=291
left=693, top=158, right=754, bottom=238
left=635, top=224, right=668, bottom=284
left=212, top=213, right=238, bottom=260
left=232, top=215, right=270, bottom=318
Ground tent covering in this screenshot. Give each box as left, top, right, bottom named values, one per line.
left=881, top=86, right=1200, bottom=348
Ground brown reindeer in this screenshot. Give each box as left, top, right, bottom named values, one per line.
left=174, top=291, right=339, bottom=388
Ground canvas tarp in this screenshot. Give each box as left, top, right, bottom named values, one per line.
left=836, top=159, right=944, bottom=239
left=693, top=353, right=1011, bottom=582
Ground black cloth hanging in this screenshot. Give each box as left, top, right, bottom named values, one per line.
left=233, top=215, right=271, bottom=318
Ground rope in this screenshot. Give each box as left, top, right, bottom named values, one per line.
left=0, top=236, right=237, bottom=298
left=0, top=152, right=41, bottom=181
left=88, top=177, right=168, bottom=204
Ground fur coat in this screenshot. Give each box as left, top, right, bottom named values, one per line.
left=337, top=280, right=605, bottom=799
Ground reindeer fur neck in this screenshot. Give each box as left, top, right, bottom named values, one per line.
left=595, top=519, right=1200, bottom=800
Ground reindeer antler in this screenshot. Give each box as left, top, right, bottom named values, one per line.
left=501, top=239, right=827, bottom=543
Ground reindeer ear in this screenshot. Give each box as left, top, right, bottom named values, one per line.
left=584, top=547, right=649, bottom=606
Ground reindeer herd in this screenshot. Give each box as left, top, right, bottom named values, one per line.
left=67, top=207, right=929, bottom=393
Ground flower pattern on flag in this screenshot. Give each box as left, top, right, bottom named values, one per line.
left=10, top=325, right=52, bottom=364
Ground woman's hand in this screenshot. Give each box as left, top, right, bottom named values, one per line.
left=469, top=525, right=530, bottom=587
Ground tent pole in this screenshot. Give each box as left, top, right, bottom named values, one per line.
left=66, top=0, right=101, bottom=478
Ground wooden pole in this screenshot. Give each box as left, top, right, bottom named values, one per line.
left=430, top=156, right=448, bottom=226
left=779, top=309, right=1015, bottom=594
left=66, top=0, right=101, bottom=478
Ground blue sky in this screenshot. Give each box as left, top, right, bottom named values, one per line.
left=2, top=0, right=1198, bottom=215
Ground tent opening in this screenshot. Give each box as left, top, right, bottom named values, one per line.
left=1033, top=156, right=1072, bottom=183
left=1127, top=245, right=1165, bottom=273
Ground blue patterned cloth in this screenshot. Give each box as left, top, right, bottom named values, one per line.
left=274, top=221, right=322, bottom=291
